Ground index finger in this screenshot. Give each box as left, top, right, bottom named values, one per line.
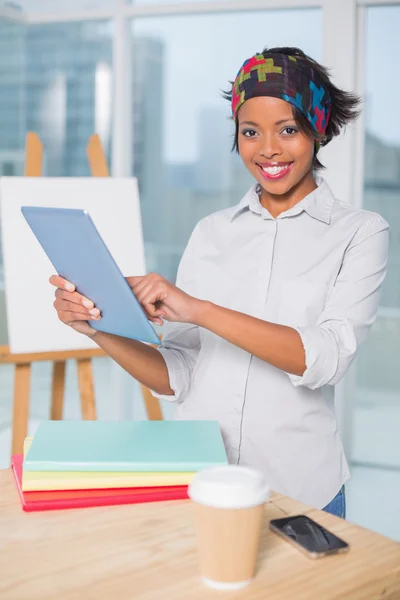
left=126, top=276, right=143, bottom=285
left=49, top=274, right=75, bottom=292
left=126, top=276, right=146, bottom=290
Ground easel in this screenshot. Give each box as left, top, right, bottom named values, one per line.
left=0, top=132, right=162, bottom=459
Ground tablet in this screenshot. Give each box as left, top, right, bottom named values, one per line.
left=21, top=206, right=160, bottom=345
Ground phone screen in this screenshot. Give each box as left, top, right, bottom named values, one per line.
left=270, top=515, right=349, bottom=555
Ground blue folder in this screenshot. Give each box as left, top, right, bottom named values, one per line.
left=21, top=206, right=160, bottom=345
left=23, top=420, right=228, bottom=473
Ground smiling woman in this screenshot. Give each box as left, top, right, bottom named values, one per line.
left=50, top=44, right=389, bottom=519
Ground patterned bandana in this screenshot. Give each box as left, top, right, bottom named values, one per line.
left=232, top=53, right=331, bottom=135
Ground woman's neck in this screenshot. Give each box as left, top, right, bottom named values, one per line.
left=259, top=171, right=318, bottom=218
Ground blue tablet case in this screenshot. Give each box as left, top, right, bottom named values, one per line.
left=21, top=206, right=160, bottom=345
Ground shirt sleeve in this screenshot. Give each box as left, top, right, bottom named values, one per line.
left=288, top=216, right=389, bottom=390
left=150, top=223, right=203, bottom=403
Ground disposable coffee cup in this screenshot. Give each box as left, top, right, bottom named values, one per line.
left=188, top=465, right=270, bottom=590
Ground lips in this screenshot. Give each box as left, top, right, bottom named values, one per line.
left=257, top=162, right=294, bottom=181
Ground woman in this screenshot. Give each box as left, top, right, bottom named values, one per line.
left=51, top=47, right=389, bottom=518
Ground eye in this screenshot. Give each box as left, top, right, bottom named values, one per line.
left=241, top=128, right=258, bottom=138
left=281, top=126, right=298, bottom=135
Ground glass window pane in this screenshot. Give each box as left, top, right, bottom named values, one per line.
left=0, top=18, right=25, bottom=175
left=26, top=20, right=113, bottom=176
left=131, top=9, right=322, bottom=281
left=352, top=7, right=400, bottom=470
left=0, top=19, right=113, bottom=180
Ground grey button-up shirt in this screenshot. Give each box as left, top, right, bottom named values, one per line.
left=152, top=177, right=389, bottom=508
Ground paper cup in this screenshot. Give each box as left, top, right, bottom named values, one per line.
left=188, top=465, right=270, bottom=590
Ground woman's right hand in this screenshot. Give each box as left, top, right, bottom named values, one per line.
left=49, top=275, right=101, bottom=338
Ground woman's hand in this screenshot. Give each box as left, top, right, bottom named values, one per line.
left=127, top=273, right=205, bottom=325
left=49, top=275, right=101, bottom=338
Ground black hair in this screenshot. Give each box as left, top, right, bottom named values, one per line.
left=223, top=46, right=362, bottom=170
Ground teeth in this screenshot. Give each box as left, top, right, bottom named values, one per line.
left=262, top=165, right=289, bottom=175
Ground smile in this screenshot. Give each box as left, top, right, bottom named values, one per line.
left=257, top=162, right=293, bottom=180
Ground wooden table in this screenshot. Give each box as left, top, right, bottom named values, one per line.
left=1, top=469, right=399, bottom=599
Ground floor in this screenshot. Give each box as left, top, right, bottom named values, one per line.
left=0, top=359, right=399, bottom=542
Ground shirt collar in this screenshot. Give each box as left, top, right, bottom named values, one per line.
left=229, top=176, right=335, bottom=224
left=229, top=185, right=262, bottom=220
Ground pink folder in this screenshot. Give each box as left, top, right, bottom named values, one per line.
left=11, top=454, right=188, bottom=512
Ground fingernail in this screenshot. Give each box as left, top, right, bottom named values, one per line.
left=66, top=284, right=74, bottom=292
left=84, top=300, right=93, bottom=308
left=90, top=309, right=99, bottom=316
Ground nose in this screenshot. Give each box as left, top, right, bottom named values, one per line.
left=258, top=133, right=282, bottom=159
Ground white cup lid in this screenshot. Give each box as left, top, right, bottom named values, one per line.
left=188, top=465, right=270, bottom=509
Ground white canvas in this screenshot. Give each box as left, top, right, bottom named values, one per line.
left=0, top=177, right=146, bottom=354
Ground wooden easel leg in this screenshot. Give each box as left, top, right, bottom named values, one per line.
left=9, top=131, right=41, bottom=458
left=25, top=132, right=43, bottom=177
left=77, top=358, right=96, bottom=420
left=12, top=363, right=31, bottom=456
left=50, top=361, right=66, bottom=420
left=141, top=384, right=163, bottom=421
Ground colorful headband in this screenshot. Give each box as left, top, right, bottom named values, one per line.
left=232, top=53, right=331, bottom=135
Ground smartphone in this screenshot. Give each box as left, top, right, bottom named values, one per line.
left=269, top=515, right=349, bottom=559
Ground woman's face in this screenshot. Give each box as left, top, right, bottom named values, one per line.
left=237, top=96, right=315, bottom=200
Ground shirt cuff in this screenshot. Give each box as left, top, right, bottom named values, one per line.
left=149, top=348, right=186, bottom=402
left=287, top=325, right=339, bottom=390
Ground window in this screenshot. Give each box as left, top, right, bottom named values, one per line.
left=0, top=18, right=25, bottom=153
left=0, top=18, right=113, bottom=179
left=26, top=21, right=113, bottom=177
left=351, top=5, right=400, bottom=471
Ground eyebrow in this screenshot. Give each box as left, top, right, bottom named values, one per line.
left=239, top=118, right=295, bottom=127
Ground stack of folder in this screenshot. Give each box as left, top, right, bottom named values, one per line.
left=12, top=420, right=228, bottom=512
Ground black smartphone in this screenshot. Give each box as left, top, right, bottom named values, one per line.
left=269, top=515, right=349, bottom=559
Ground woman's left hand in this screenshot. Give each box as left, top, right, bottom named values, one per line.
left=127, top=273, right=205, bottom=325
